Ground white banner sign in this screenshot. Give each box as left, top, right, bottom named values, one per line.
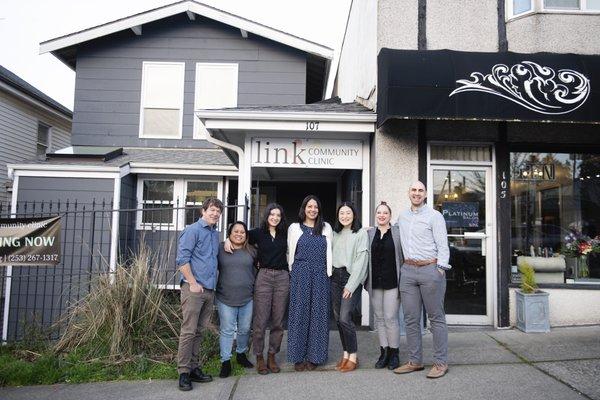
left=251, top=138, right=363, bottom=169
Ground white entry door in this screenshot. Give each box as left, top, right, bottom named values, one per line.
left=428, top=165, right=494, bottom=325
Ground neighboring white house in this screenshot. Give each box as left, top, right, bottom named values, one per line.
left=0, top=65, right=72, bottom=205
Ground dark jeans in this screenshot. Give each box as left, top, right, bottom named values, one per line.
left=331, top=267, right=358, bottom=353
left=252, top=268, right=290, bottom=355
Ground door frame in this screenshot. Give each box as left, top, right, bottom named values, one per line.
left=427, top=143, right=497, bottom=326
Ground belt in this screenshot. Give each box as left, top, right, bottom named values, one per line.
left=404, top=258, right=437, bottom=267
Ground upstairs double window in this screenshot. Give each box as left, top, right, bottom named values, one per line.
left=139, top=61, right=238, bottom=139
left=509, top=0, right=600, bottom=18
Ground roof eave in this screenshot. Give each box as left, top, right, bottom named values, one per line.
left=39, top=1, right=334, bottom=60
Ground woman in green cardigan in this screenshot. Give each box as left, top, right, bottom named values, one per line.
left=331, top=202, right=369, bottom=372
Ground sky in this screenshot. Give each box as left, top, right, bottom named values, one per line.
left=0, top=0, right=351, bottom=110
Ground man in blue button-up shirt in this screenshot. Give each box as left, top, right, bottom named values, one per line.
left=394, top=181, right=451, bottom=379
left=176, top=198, right=223, bottom=391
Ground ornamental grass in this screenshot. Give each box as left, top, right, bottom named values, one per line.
left=53, top=244, right=183, bottom=362
left=519, top=262, right=538, bottom=294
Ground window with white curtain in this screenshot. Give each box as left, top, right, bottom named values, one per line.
left=193, top=63, right=238, bottom=139
left=139, top=62, right=185, bottom=139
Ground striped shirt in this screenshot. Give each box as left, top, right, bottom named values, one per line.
left=396, top=204, right=451, bottom=270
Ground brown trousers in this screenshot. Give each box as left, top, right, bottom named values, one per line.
left=177, top=283, right=214, bottom=374
left=252, top=268, right=290, bottom=355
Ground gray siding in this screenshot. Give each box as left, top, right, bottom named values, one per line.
left=8, top=177, right=114, bottom=340
left=72, top=14, right=307, bottom=148
left=0, top=91, right=71, bottom=205
left=17, top=177, right=114, bottom=205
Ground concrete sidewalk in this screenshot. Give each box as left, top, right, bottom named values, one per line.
left=2, top=325, right=599, bottom=400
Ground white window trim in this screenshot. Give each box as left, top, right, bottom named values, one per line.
left=139, top=61, right=185, bottom=140
left=136, top=176, right=223, bottom=230
left=507, top=0, right=600, bottom=20
left=193, top=62, right=239, bottom=140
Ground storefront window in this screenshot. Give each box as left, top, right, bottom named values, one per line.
left=510, top=152, right=600, bottom=283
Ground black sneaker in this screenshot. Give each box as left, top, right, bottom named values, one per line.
left=178, top=373, right=192, bottom=391
left=236, top=352, right=254, bottom=368
left=219, top=360, right=232, bottom=378
left=190, top=367, right=213, bottom=383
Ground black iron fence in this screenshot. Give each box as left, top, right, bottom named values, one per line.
left=0, top=199, right=248, bottom=342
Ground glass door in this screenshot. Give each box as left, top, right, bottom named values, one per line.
left=429, top=165, right=494, bottom=325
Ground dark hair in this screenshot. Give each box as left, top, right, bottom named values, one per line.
left=333, top=201, right=361, bottom=233
left=202, top=197, right=224, bottom=212
left=260, top=203, right=287, bottom=237
left=298, top=194, right=324, bottom=236
left=375, top=201, right=392, bottom=216
left=227, top=220, right=249, bottom=250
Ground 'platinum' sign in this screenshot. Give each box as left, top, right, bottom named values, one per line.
left=251, top=138, right=363, bottom=169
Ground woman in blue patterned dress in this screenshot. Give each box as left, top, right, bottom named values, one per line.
left=287, top=195, right=333, bottom=371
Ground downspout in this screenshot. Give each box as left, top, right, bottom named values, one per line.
left=200, top=119, right=247, bottom=209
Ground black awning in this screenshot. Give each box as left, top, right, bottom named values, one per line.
left=377, top=49, right=600, bottom=126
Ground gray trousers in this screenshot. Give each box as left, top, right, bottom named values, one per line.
left=177, top=283, right=214, bottom=374
left=400, top=263, right=448, bottom=365
left=371, top=288, right=400, bottom=348
left=251, top=268, right=290, bottom=355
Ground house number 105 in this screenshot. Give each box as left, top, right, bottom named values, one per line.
left=306, top=121, right=319, bottom=131
left=499, top=171, right=508, bottom=199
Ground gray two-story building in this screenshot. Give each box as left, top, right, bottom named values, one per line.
left=4, top=1, right=375, bottom=340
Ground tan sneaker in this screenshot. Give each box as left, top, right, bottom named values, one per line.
left=426, top=364, right=448, bottom=379
left=393, top=362, right=425, bottom=374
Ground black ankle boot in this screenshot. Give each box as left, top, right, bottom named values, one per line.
left=219, top=360, right=232, bottom=378
left=375, top=346, right=390, bottom=369
left=387, top=347, right=400, bottom=370
left=236, top=352, right=254, bottom=368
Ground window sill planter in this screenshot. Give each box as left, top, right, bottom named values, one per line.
left=515, top=290, right=550, bottom=333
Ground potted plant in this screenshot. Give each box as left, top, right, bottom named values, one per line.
left=515, top=263, right=550, bottom=333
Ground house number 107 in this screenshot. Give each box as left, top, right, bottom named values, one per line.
left=306, top=121, right=319, bottom=131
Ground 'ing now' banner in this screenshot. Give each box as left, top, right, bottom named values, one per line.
left=0, top=216, right=61, bottom=266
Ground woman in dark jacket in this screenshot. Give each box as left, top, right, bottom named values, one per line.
left=366, top=201, right=404, bottom=370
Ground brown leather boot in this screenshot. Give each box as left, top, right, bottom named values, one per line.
left=267, top=352, right=281, bottom=373
left=256, top=354, right=269, bottom=375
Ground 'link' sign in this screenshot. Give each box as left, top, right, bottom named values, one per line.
left=251, top=138, right=363, bottom=170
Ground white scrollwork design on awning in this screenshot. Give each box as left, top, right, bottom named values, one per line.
left=449, top=61, right=590, bottom=115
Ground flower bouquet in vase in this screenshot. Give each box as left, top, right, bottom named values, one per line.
left=561, top=229, right=600, bottom=279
